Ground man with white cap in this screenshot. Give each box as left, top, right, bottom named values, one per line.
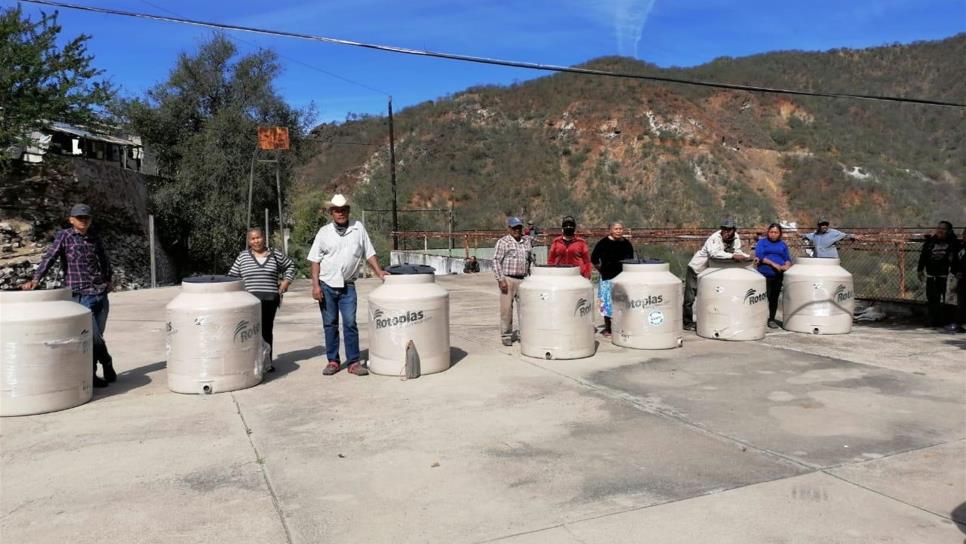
left=682, top=218, right=753, bottom=331
left=493, top=216, right=533, bottom=346
left=307, top=194, right=388, bottom=376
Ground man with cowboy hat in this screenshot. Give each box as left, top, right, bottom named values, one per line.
left=307, top=194, right=388, bottom=376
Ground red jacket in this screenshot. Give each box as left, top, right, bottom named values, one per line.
left=548, top=236, right=592, bottom=278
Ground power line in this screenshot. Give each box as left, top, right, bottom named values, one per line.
left=136, top=0, right=389, bottom=97
left=21, top=0, right=966, bottom=108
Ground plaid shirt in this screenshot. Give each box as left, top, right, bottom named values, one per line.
left=33, top=228, right=113, bottom=295
left=493, top=234, right=533, bottom=281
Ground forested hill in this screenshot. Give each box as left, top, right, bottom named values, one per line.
left=292, top=34, right=965, bottom=250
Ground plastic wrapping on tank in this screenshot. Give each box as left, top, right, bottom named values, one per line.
left=368, top=264, right=451, bottom=376
left=1, top=334, right=91, bottom=397
left=166, top=276, right=264, bottom=394
left=782, top=257, right=855, bottom=335
left=518, top=265, right=596, bottom=359
left=611, top=260, right=684, bottom=349
left=695, top=261, right=767, bottom=341
left=1, top=288, right=94, bottom=416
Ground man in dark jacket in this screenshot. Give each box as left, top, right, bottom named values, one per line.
left=917, top=221, right=959, bottom=327
left=947, top=227, right=966, bottom=333
left=22, top=203, right=115, bottom=387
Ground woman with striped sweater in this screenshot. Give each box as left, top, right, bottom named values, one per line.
left=229, top=228, right=296, bottom=370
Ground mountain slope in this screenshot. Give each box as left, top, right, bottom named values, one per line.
left=293, top=34, right=966, bottom=250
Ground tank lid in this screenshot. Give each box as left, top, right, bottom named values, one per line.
left=621, top=258, right=665, bottom=265
left=182, top=275, right=239, bottom=284
left=385, top=264, right=436, bottom=275
left=794, top=257, right=841, bottom=266
left=0, top=287, right=73, bottom=303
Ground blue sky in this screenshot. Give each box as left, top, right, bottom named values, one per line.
left=12, top=0, right=966, bottom=123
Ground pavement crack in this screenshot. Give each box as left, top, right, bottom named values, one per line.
left=231, top=393, right=294, bottom=544
left=822, top=470, right=957, bottom=523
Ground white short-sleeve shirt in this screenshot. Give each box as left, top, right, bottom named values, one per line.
left=306, top=220, right=376, bottom=288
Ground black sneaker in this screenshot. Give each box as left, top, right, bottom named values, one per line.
left=768, top=320, right=780, bottom=329
left=102, top=361, right=117, bottom=383
left=92, top=375, right=109, bottom=388
left=501, top=337, right=513, bottom=346
left=683, top=322, right=696, bottom=331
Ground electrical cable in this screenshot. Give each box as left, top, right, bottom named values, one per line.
left=20, top=0, right=966, bottom=108
left=137, top=0, right=389, bottom=97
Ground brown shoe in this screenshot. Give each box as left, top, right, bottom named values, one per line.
left=322, top=360, right=341, bottom=376
left=347, top=361, right=369, bottom=376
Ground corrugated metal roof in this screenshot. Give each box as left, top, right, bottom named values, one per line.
left=47, top=121, right=139, bottom=146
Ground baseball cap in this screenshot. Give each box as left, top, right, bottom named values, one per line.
left=561, top=216, right=577, bottom=227
left=817, top=219, right=830, bottom=226
left=720, top=218, right=737, bottom=229
left=70, top=203, right=92, bottom=217
left=328, top=194, right=349, bottom=208
left=507, top=217, right=524, bottom=228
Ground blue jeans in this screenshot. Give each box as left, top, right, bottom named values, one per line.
left=72, top=292, right=113, bottom=368
left=319, top=282, right=359, bottom=363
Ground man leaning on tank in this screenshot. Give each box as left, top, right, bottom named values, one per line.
left=21, top=203, right=116, bottom=388
left=682, top=218, right=754, bottom=331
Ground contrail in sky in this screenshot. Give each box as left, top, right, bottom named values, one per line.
left=614, top=0, right=658, bottom=58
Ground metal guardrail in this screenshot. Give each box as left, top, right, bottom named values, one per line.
left=393, top=228, right=936, bottom=303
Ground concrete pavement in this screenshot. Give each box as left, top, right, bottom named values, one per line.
left=2, top=274, right=964, bottom=543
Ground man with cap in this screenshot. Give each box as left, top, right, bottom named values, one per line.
left=307, top=194, right=388, bottom=376
left=682, top=219, right=753, bottom=331
left=548, top=216, right=592, bottom=279
left=493, top=217, right=533, bottom=346
left=22, top=203, right=115, bottom=387
left=802, top=219, right=856, bottom=258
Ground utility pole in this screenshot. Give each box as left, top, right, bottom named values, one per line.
left=448, top=186, right=454, bottom=257
left=388, top=97, right=399, bottom=250
left=275, top=149, right=287, bottom=253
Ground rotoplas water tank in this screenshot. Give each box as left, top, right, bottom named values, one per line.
left=367, top=264, right=451, bottom=376
left=166, top=276, right=265, bottom=394
left=695, top=260, right=767, bottom=341
left=518, top=265, right=595, bottom=359
left=1, top=288, right=93, bottom=416
left=611, top=260, right=684, bottom=349
left=782, top=257, right=855, bottom=334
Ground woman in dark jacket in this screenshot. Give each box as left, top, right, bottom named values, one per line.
left=917, top=221, right=959, bottom=327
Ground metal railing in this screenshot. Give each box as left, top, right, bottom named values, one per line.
left=392, top=227, right=936, bottom=303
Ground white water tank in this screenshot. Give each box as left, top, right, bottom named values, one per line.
left=519, top=265, right=595, bottom=359
left=166, top=276, right=265, bottom=394
left=1, top=288, right=93, bottom=416
left=367, top=265, right=451, bottom=376
left=611, top=260, right=684, bottom=349
left=695, top=260, right=767, bottom=341
left=782, top=257, right=855, bottom=334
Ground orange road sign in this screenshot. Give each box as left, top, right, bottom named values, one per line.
left=258, top=126, right=290, bottom=150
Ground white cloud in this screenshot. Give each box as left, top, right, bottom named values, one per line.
left=573, top=0, right=659, bottom=58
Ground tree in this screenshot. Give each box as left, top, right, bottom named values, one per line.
left=122, top=35, right=308, bottom=274
left=0, top=7, right=113, bottom=161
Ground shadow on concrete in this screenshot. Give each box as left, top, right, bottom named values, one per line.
left=951, top=501, right=966, bottom=531
left=94, top=360, right=165, bottom=398
left=266, top=345, right=325, bottom=381
left=944, top=339, right=966, bottom=350
left=356, top=346, right=470, bottom=371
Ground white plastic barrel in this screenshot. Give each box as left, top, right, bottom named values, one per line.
left=166, top=276, right=265, bottom=394
left=1, top=288, right=93, bottom=416
left=367, top=264, right=451, bottom=376
left=519, top=265, right=595, bottom=359
left=611, top=260, right=684, bottom=349
left=782, top=257, right=855, bottom=334
left=695, top=260, right=767, bottom=341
